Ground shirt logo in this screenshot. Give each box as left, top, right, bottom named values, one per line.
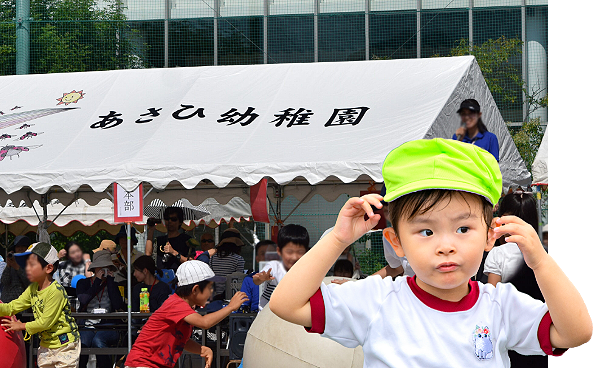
left=473, top=325, right=493, bottom=360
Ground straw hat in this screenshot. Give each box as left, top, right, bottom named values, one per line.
left=92, top=239, right=117, bottom=254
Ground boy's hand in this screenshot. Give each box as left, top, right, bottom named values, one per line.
left=227, top=291, right=249, bottom=311
left=253, top=269, right=275, bottom=284
left=200, top=346, right=213, bottom=368
left=331, top=194, right=382, bottom=248
left=1, top=317, right=26, bottom=332
left=494, top=216, right=548, bottom=270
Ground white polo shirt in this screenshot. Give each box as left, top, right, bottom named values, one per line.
left=307, top=275, right=565, bottom=368
left=258, top=260, right=287, bottom=310
left=483, top=243, right=525, bottom=282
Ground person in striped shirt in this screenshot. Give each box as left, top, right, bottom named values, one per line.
left=208, top=228, right=245, bottom=300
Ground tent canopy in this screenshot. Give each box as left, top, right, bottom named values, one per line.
left=532, top=123, right=594, bottom=185
left=0, top=197, right=252, bottom=236
left=0, top=56, right=530, bottom=207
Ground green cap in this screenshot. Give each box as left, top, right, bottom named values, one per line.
left=14, top=242, right=60, bottom=270
left=382, top=138, right=502, bottom=205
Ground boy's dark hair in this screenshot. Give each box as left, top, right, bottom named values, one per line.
left=35, top=254, right=59, bottom=275
left=174, top=280, right=212, bottom=298
left=255, top=240, right=277, bottom=256
left=389, top=189, right=493, bottom=236
left=164, top=206, right=184, bottom=224
left=333, top=259, right=354, bottom=278
left=497, top=191, right=538, bottom=232
left=277, top=224, right=310, bottom=250
left=133, top=255, right=164, bottom=278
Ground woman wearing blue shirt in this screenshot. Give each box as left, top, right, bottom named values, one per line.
left=452, top=99, right=499, bottom=161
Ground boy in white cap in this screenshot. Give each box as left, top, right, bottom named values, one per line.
left=270, top=138, right=592, bottom=367
left=125, top=260, right=248, bottom=368
left=0, top=242, right=81, bottom=368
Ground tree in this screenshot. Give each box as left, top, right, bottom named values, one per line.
left=0, top=0, right=142, bottom=76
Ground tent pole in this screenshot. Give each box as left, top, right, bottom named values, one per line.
left=127, top=221, right=132, bottom=351
left=277, top=185, right=284, bottom=229
left=49, top=194, right=78, bottom=227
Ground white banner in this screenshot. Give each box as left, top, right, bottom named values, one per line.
left=0, top=56, right=530, bottom=202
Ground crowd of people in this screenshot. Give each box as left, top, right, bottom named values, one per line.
left=0, top=99, right=587, bottom=368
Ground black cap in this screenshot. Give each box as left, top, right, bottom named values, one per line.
left=10, top=235, right=32, bottom=252
left=115, top=225, right=138, bottom=245
left=457, top=99, right=480, bottom=113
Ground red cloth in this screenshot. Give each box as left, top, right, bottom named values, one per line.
left=0, top=302, right=26, bottom=368
left=250, top=178, right=270, bottom=223
left=125, top=294, right=196, bottom=368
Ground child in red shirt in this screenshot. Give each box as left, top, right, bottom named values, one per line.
left=125, top=260, right=248, bottom=368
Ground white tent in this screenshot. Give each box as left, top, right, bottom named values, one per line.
left=0, top=197, right=252, bottom=236
left=0, top=56, right=529, bottom=210
left=532, top=123, right=594, bottom=185
left=531, top=123, right=594, bottom=236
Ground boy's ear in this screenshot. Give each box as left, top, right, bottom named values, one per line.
left=485, top=217, right=499, bottom=252
left=383, top=227, right=405, bottom=258
left=44, top=263, right=54, bottom=275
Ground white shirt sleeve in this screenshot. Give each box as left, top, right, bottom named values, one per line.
left=382, top=235, right=403, bottom=268
left=483, top=247, right=503, bottom=276
left=319, top=275, right=396, bottom=348
left=493, top=282, right=550, bottom=355
left=260, top=260, right=277, bottom=274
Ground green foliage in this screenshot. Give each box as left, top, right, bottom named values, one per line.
left=435, top=36, right=523, bottom=105
left=0, top=0, right=141, bottom=75
left=511, top=117, right=545, bottom=172
left=353, top=233, right=387, bottom=276
left=50, top=230, right=114, bottom=255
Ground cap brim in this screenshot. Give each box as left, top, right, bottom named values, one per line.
left=14, top=251, right=33, bottom=270
left=384, top=179, right=497, bottom=206
left=207, top=275, right=227, bottom=283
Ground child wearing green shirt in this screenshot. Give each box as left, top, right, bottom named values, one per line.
left=0, top=242, right=80, bottom=368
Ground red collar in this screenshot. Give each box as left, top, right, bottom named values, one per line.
left=407, top=275, right=479, bottom=312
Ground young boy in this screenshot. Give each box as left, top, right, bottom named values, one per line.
left=270, top=138, right=592, bottom=367
left=332, top=259, right=354, bottom=279
left=253, top=224, right=309, bottom=310
left=124, top=260, right=248, bottom=368
left=0, top=242, right=81, bottom=368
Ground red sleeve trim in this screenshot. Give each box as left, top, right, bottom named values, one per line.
left=304, top=288, right=325, bottom=334
left=538, top=311, right=568, bottom=356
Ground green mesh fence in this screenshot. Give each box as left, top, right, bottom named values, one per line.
left=1, top=1, right=548, bottom=127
